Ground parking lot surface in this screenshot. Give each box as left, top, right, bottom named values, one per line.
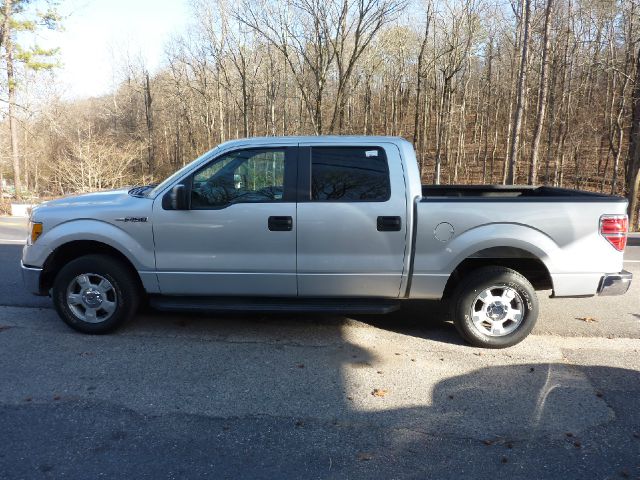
left=1, top=217, right=639, bottom=479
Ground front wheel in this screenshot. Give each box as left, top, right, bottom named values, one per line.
left=450, top=266, right=539, bottom=348
left=52, top=254, right=140, bottom=334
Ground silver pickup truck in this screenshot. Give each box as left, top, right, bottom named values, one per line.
left=21, top=136, right=632, bottom=348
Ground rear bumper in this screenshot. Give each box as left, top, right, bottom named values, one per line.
left=597, top=270, right=633, bottom=296
left=21, top=262, right=44, bottom=295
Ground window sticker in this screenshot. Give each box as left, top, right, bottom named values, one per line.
left=365, top=150, right=379, bottom=157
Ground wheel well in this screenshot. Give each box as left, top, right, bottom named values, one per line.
left=41, top=240, right=143, bottom=294
left=442, top=247, right=553, bottom=299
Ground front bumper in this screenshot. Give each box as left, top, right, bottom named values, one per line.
left=21, top=262, right=44, bottom=295
left=597, top=270, right=633, bottom=296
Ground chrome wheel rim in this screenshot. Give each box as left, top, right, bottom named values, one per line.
left=470, top=285, right=524, bottom=337
left=66, top=273, right=117, bottom=323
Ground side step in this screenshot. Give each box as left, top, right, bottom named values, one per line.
left=149, top=296, right=400, bottom=315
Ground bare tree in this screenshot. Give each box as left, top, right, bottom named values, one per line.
left=506, top=0, right=531, bottom=185
left=627, top=38, right=640, bottom=230
left=528, top=0, right=553, bottom=185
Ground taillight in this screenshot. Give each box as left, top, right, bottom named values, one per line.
left=600, top=215, right=628, bottom=251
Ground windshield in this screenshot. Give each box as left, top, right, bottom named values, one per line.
left=145, top=147, right=219, bottom=198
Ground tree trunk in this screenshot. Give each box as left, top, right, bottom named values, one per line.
left=2, top=0, right=22, bottom=199
left=144, top=71, right=155, bottom=177
left=506, top=0, right=532, bottom=185
left=529, top=0, right=553, bottom=185
left=413, top=14, right=431, bottom=151
left=626, top=44, right=640, bottom=230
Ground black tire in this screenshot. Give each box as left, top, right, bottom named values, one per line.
left=450, top=266, right=538, bottom=348
left=52, top=254, right=140, bottom=334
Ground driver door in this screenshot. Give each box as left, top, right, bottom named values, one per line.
left=152, top=147, right=298, bottom=296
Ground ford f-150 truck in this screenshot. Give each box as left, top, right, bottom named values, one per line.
left=21, top=136, right=633, bottom=348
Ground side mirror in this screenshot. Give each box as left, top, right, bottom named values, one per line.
left=168, top=184, right=188, bottom=210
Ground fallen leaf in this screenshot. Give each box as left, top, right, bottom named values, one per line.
left=448, top=395, right=454, bottom=400
left=24, top=397, right=32, bottom=402
left=620, top=468, right=630, bottom=478
left=529, top=367, right=535, bottom=373
left=297, top=364, right=305, bottom=369
left=573, top=441, right=582, bottom=448
left=576, top=316, right=597, bottom=323
left=372, top=388, right=388, bottom=397
left=53, top=395, right=61, bottom=401
left=501, top=456, right=508, bottom=464
left=565, top=432, right=574, bottom=438
left=596, top=391, right=604, bottom=398
left=376, top=370, right=383, bottom=374
left=483, top=440, right=495, bottom=446
left=347, top=396, right=353, bottom=401
left=295, top=420, right=304, bottom=427
left=506, top=442, right=513, bottom=449
left=0, top=325, right=11, bottom=332
left=357, top=452, right=373, bottom=461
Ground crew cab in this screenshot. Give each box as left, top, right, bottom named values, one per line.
left=21, top=136, right=632, bottom=348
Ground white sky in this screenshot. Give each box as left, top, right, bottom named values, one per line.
left=37, top=0, right=190, bottom=99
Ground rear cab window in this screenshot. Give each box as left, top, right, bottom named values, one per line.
left=310, top=147, right=390, bottom=202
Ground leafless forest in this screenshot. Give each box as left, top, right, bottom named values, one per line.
left=2, top=0, right=640, bottom=227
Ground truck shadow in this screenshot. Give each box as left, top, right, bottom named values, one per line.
left=137, top=299, right=463, bottom=347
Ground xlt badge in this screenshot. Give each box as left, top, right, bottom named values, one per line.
left=115, top=217, right=148, bottom=223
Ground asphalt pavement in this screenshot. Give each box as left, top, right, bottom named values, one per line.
left=1, top=216, right=639, bottom=479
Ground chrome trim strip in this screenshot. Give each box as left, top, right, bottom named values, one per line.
left=149, top=271, right=398, bottom=276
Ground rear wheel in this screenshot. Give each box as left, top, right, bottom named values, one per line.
left=52, top=254, right=140, bottom=334
left=450, top=266, right=538, bottom=348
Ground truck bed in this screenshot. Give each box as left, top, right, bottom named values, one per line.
left=421, top=185, right=623, bottom=201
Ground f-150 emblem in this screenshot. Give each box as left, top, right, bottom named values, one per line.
left=115, top=217, right=148, bottom=223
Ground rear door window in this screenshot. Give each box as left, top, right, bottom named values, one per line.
left=310, top=147, right=390, bottom=202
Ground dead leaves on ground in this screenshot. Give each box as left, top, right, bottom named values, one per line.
left=371, top=388, right=388, bottom=398
left=576, top=316, right=597, bottom=323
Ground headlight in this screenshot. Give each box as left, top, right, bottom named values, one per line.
left=29, top=222, right=43, bottom=244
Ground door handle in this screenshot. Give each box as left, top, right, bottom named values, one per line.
left=377, top=216, right=402, bottom=232
left=268, top=216, right=293, bottom=231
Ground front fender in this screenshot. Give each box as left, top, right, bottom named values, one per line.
left=24, top=219, right=155, bottom=271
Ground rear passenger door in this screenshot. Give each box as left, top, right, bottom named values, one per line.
left=296, top=144, right=408, bottom=298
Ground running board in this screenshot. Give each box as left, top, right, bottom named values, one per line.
left=149, top=296, right=400, bottom=315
